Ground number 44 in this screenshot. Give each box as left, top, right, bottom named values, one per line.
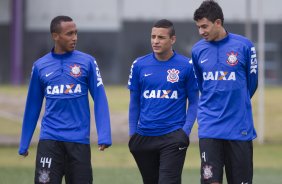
left=40, top=157, right=52, bottom=168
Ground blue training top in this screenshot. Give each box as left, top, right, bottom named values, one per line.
left=192, top=33, right=258, bottom=141
left=128, top=51, right=199, bottom=136
left=18, top=49, right=112, bottom=155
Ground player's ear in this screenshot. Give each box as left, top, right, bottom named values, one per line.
left=171, top=35, right=176, bottom=45
left=215, top=19, right=222, bottom=27
left=51, top=32, right=59, bottom=41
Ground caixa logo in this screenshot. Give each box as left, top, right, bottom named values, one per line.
left=46, top=84, right=82, bottom=95
left=203, top=71, right=236, bottom=81
left=143, top=90, right=178, bottom=99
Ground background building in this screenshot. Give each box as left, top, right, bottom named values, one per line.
left=1, top=0, right=282, bottom=85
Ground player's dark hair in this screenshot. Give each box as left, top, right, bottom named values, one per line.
left=50, top=15, right=73, bottom=33
left=194, top=0, right=224, bottom=25
left=153, top=19, right=175, bottom=37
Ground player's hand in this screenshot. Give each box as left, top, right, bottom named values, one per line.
left=98, top=144, right=109, bottom=151
left=20, top=151, right=29, bottom=157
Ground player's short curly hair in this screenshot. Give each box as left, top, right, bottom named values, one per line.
left=50, top=15, right=73, bottom=33
left=193, top=0, right=224, bottom=25
left=153, top=19, right=175, bottom=37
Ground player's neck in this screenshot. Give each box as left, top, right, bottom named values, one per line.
left=155, top=50, right=174, bottom=61
left=214, top=28, right=227, bottom=41
left=54, top=46, right=67, bottom=54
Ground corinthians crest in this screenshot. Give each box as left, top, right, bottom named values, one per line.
left=38, top=169, right=50, bottom=183
left=70, top=64, right=81, bottom=77
left=202, top=165, right=213, bottom=179
left=226, top=52, right=238, bottom=66
left=167, top=69, right=180, bottom=83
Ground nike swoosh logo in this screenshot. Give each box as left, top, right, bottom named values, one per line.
left=144, top=73, right=152, bottom=77
left=178, top=147, right=187, bottom=151
left=45, top=72, right=53, bottom=77
left=200, top=59, right=208, bottom=64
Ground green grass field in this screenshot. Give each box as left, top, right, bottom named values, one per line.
left=0, top=144, right=282, bottom=183
left=0, top=144, right=282, bottom=184
left=0, top=85, right=282, bottom=183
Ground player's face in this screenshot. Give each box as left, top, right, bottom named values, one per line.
left=52, top=21, right=77, bottom=54
left=151, top=27, right=175, bottom=57
left=196, top=18, right=222, bottom=41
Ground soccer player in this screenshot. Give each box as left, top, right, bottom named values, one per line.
left=18, top=15, right=112, bottom=184
left=192, top=1, right=258, bottom=183
left=128, top=19, right=199, bottom=184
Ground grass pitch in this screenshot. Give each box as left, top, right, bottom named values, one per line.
left=0, top=85, right=282, bottom=183
left=0, top=144, right=282, bottom=183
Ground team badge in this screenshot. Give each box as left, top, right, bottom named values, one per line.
left=226, top=52, right=238, bottom=66
left=202, top=165, right=213, bottom=179
left=70, top=64, right=81, bottom=77
left=167, top=69, right=180, bottom=83
left=38, top=169, right=50, bottom=183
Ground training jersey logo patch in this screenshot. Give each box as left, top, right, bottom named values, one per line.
left=203, top=71, right=236, bottom=81
left=250, top=47, right=257, bottom=74
left=70, top=64, right=81, bottom=77
left=143, top=90, right=178, bottom=99
left=202, top=165, right=213, bottom=179
left=226, top=52, right=238, bottom=66
left=46, top=84, right=82, bottom=95
left=167, top=69, right=180, bottom=83
left=38, top=169, right=50, bottom=183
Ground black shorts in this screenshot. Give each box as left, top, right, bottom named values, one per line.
left=129, top=129, right=189, bottom=184
left=35, top=140, right=93, bottom=184
left=199, top=138, right=253, bottom=184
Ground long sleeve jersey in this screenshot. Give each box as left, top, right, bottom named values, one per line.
left=19, top=49, right=112, bottom=155
left=128, top=51, right=199, bottom=136
left=192, top=33, right=258, bottom=141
